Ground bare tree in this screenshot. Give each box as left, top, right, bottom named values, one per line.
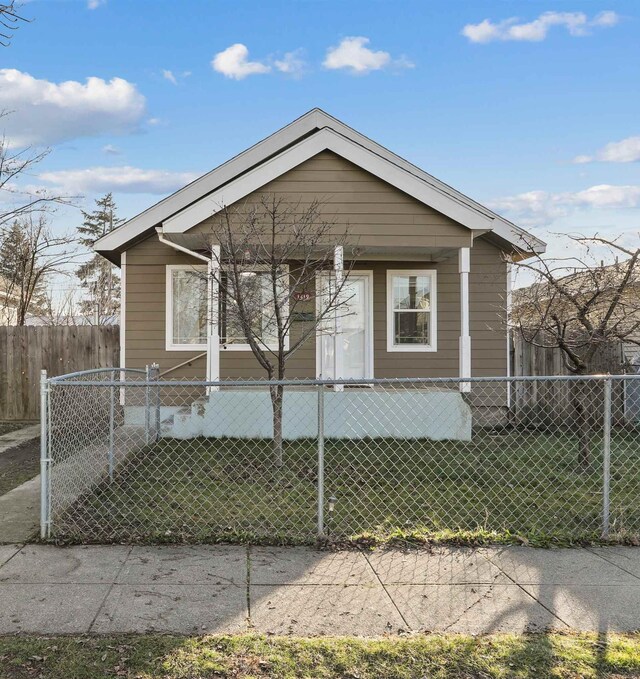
left=1, top=114, right=71, bottom=235
left=511, top=234, right=640, bottom=467
left=204, top=195, right=355, bottom=465
left=39, top=285, right=81, bottom=326
left=0, top=215, right=78, bottom=325
left=0, top=2, right=28, bottom=47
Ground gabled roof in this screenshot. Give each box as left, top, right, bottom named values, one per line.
left=94, top=108, right=546, bottom=264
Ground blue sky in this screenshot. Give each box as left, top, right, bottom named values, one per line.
left=2, top=0, right=639, bottom=273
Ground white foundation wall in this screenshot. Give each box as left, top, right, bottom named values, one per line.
left=143, top=390, right=473, bottom=441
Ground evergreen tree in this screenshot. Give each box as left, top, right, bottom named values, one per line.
left=76, top=193, right=123, bottom=323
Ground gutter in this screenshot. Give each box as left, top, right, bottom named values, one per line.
left=155, top=227, right=210, bottom=262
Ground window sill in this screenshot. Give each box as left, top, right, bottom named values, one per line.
left=386, top=344, right=438, bottom=353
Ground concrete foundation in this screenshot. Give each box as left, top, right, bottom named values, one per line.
left=144, top=389, right=472, bottom=441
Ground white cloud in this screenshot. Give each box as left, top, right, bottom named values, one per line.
left=490, top=184, right=640, bottom=226
left=323, top=36, right=413, bottom=75
left=573, top=136, right=640, bottom=164
left=102, top=144, right=121, bottom=156
left=39, top=166, right=199, bottom=195
left=162, top=69, right=177, bottom=85
left=211, top=44, right=271, bottom=80
left=274, top=49, right=306, bottom=77
left=162, top=69, right=191, bottom=85
left=462, top=11, right=619, bottom=43
left=0, top=69, right=146, bottom=147
left=87, top=0, right=106, bottom=9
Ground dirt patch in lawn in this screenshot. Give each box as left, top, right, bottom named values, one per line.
left=0, top=437, right=40, bottom=496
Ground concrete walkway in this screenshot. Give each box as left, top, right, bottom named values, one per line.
left=0, top=424, right=39, bottom=455
left=0, top=424, right=41, bottom=544
left=1, top=544, right=640, bottom=635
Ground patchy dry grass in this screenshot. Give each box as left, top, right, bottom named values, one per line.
left=55, top=430, right=640, bottom=547
left=1, top=632, right=640, bottom=678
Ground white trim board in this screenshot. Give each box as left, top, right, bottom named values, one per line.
left=94, top=109, right=546, bottom=258
left=165, top=264, right=208, bottom=351
left=163, top=128, right=494, bottom=234
left=386, top=269, right=438, bottom=353
left=315, top=270, right=374, bottom=380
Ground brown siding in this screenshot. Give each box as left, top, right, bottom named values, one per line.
left=124, top=238, right=507, bottom=380
left=190, top=151, right=472, bottom=249
left=123, top=150, right=507, bottom=380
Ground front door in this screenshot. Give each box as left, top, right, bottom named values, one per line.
left=316, top=273, right=372, bottom=380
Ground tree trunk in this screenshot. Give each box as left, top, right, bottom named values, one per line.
left=572, top=378, right=593, bottom=471
left=270, top=383, right=284, bottom=468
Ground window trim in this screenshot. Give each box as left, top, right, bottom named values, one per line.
left=386, top=269, right=437, bottom=353
left=166, top=264, right=208, bottom=351
left=220, top=265, right=290, bottom=352
left=165, top=264, right=290, bottom=353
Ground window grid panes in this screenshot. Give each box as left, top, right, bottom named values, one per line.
left=390, top=273, right=434, bottom=348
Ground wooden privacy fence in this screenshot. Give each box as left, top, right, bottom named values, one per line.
left=0, top=326, right=120, bottom=421
left=510, top=331, right=626, bottom=426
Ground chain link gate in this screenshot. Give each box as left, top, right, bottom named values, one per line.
left=40, top=372, right=640, bottom=545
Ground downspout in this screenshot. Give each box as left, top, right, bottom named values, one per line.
left=156, top=228, right=219, bottom=391
left=156, top=227, right=210, bottom=262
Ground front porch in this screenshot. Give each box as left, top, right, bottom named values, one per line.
left=158, top=232, right=475, bottom=391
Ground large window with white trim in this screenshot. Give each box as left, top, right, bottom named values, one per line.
left=220, top=269, right=288, bottom=350
left=166, top=265, right=288, bottom=351
left=166, top=265, right=208, bottom=350
left=387, top=270, right=437, bottom=352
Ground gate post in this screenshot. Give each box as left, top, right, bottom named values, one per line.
left=151, top=363, right=161, bottom=441
left=317, top=383, right=325, bottom=539
left=109, top=369, right=116, bottom=481
left=144, top=364, right=151, bottom=444
left=602, top=376, right=612, bottom=539
left=40, top=370, right=50, bottom=539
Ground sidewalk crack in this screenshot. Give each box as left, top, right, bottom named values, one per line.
left=87, top=545, right=133, bottom=633
left=360, top=549, right=412, bottom=632
left=481, top=551, right=571, bottom=629
left=246, top=545, right=252, bottom=630
left=585, top=547, right=640, bottom=582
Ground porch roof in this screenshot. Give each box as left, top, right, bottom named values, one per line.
left=157, top=232, right=462, bottom=263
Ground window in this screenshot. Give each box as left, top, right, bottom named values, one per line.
left=166, top=265, right=208, bottom=350
left=221, top=269, right=288, bottom=350
left=387, top=270, right=437, bottom=352
left=166, top=265, right=288, bottom=352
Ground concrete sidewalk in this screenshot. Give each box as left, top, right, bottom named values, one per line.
left=1, top=544, right=640, bottom=636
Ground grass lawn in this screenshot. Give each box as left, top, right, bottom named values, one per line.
left=57, top=430, right=640, bottom=546
left=2, top=632, right=640, bottom=678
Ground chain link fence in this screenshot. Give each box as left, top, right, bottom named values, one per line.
left=40, top=371, right=640, bottom=546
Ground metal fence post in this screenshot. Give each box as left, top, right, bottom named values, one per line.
left=602, top=376, right=612, bottom=539
left=151, top=363, right=161, bottom=441
left=40, top=369, right=50, bottom=539
left=144, top=364, right=151, bottom=445
left=317, top=383, right=325, bottom=538
left=109, top=369, right=115, bottom=482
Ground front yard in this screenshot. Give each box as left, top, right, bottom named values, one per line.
left=2, top=632, right=640, bottom=678
left=55, top=429, right=640, bottom=546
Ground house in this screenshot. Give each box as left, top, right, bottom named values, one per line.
left=94, top=109, right=546, bottom=439
left=0, top=275, right=19, bottom=325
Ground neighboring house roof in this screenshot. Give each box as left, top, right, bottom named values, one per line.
left=94, top=108, right=546, bottom=265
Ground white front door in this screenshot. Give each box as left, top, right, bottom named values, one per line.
left=316, top=272, right=373, bottom=380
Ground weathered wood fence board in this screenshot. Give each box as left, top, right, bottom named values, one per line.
left=0, top=326, right=120, bottom=421
left=510, top=331, right=626, bottom=425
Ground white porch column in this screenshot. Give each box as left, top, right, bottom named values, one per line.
left=459, top=247, right=471, bottom=393
left=206, top=245, right=220, bottom=393
left=333, top=245, right=344, bottom=392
